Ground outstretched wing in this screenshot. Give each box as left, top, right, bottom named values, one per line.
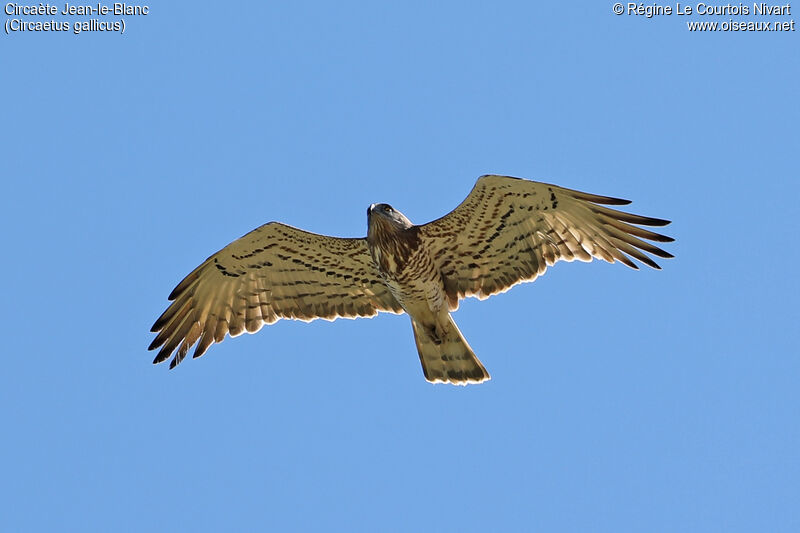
left=418, top=175, right=674, bottom=307
left=149, top=222, right=403, bottom=368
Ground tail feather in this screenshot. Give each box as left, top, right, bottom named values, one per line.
left=410, top=314, right=490, bottom=385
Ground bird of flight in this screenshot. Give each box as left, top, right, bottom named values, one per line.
left=149, top=175, right=673, bottom=385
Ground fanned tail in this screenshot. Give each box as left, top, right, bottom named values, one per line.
left=410, top=314, right=490, bottom=385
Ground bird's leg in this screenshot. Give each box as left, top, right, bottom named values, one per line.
left=426, top=314, right=454, bottom=346
left=426, top=324, right=443, bottom=345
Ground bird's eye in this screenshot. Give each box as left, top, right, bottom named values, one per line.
left=386, top=206, right=393, bottom=213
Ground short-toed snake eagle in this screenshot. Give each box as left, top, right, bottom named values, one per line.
left=149, top=175, right=673, bottom=384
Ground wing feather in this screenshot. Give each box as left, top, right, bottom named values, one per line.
left=150, top=222, right=403, bottom=368
left=194, top=320, right=216, bottom=359
left=418, top=175, right=673, bottom=306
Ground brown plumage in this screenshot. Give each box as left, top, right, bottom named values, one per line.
left=149, top=175, right=673, bottom=384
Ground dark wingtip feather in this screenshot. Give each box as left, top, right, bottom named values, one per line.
left=601, top=197, right=632, bottom=206
left=169, top=352, right=184, bottom=369
left=149, top=312, right=172, bottom=332
left=569, top=189, right=632, bottom=205
left=635, top=242, right=674, bottom=259
left=651, top=233, right=675, bottom=243
left=151, top=312, right=168, bottom=332
left=167, top=284, right=184, bottom=301
left=638, top=255, right=661, bottom=269
left=192, top=335, right=213, bottom=359
left=642, top=217, right=671, bottom=227
left=167, top=268, right=202, bottom=300
left=168, top=339, right=192, bottom=369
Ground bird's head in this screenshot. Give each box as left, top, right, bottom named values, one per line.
left=367, top=203, right=414, bottom=246
left=367, top=203, right=413, bottom=229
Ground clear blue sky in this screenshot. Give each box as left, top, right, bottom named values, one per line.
left=2, top=2, right=797, bottom=532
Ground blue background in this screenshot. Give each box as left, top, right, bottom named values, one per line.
left=2, top=2, right=797, bottom=531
